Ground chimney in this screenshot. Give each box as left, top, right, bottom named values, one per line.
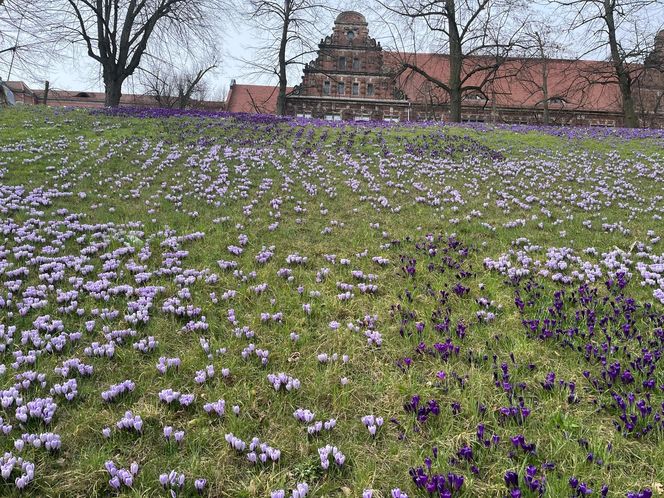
left=230, top=79, right=237, bottom=88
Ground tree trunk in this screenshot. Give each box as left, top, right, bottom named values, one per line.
left=542, top=59, right=549, bottom=125
left=447, top=0, right=463, bottom=122
left=276, top=0, right=291, bottom=116
left=276, top=78, right=288, bottom=116
left=618, top=75, right=638, bottom=127
left=104, top=79, right=123, bottom=107
left=542, top=101, right=550, bottom=126
left=43, top=81, right=50, bottom=106
left=448, top=72, right=462, bottom=122
left=604, top=1, right=638, bottom=127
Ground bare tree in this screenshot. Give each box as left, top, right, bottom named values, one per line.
left=556, top=0, right=663, bottom=127
left=378, top=0, right=527, bottom=122
left=522, top=29, right=556, bottom=124
left=408, top=80, right=446, bottom=119
left=140, top=59, right=217, bottom=108
left=242, top=0, right=332, bottom=115
left=508, top=23, right=575, bottom=125
left=44, top=0, right=226, bottom=107
left=0, top=0, right=50, bottom=80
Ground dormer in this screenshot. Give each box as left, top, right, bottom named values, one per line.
left=463, top=92, right=486, bottom=103
left=548, top=96, right=567, bottom=106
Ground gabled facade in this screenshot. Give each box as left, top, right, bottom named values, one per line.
left=286, top=11, right=408, bottom=121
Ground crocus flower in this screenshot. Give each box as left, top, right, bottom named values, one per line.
left=194, top=478, right=206, bottom=494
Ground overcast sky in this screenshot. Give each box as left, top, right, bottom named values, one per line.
left=4, top=1, right=663, bottom=95
left=29, top=19, right=270, bottom=96
left=11, top=0, right=371, bottom=96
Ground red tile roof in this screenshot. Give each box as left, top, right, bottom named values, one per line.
left=226, top=84, right=292, bottom=114
left=387, top=52, right=624, bottom=113
left=229, top=53, right=629, bottom=117
left=4, top=81, right=38, bottom=104
left=5, top=81, right=34, bottom=94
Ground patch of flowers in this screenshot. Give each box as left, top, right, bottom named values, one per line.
left=105, top=460, right=139, bottom=491
left=1, top=107, right=663, bottom=496
left=267, top=372, right=301, bottom=391
left=317, top=445, right=346, bottom=469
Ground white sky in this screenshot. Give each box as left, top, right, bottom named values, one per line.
left=26, top=21, right=264, bottom=96
left=11, top=1, right=371, bottom=96
left=6, top=2, right=663, bottom=96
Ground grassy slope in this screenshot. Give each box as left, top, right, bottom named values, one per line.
left=0, top=107, right=662, bottom=497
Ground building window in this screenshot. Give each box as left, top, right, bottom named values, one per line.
left=352, top=82, right=359, bottom=96
left=367, top=83, right=374, bottom=96
left=463, top=92, right=485, bottom=101
left=347, top=31, right=355, bottom=41
left=338, top=57, right=346, bottom=70
left=323, top=81, right=330, bottom=95
left=325, top=114, right=342, bottom=121
left=338, top=82, right=345, bottom=95
left=353, top=58, right=360, bottom=70
left=461, top=116, right=485, bottom=123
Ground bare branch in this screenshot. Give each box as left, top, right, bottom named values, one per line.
left=554, top=0, right=664, bottom=126
left=379, top=0, right=529, bottom=121
left=239, top=0, right=334, bottom=115
left=40, top=0, right=228, bottom=106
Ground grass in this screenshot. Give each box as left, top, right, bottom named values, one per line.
left=0, top=106, right=662, bottom=497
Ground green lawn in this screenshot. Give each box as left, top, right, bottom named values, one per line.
left=0, top=106, right=662, bottom=497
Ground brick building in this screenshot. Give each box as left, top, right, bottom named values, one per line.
left=285, top=11, right=408, bottom=121
left=227, top=11, right=664, bottom=127
left=2, top=82, right=225, bottom=110
left=226, top=82, right=292, bottom=114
